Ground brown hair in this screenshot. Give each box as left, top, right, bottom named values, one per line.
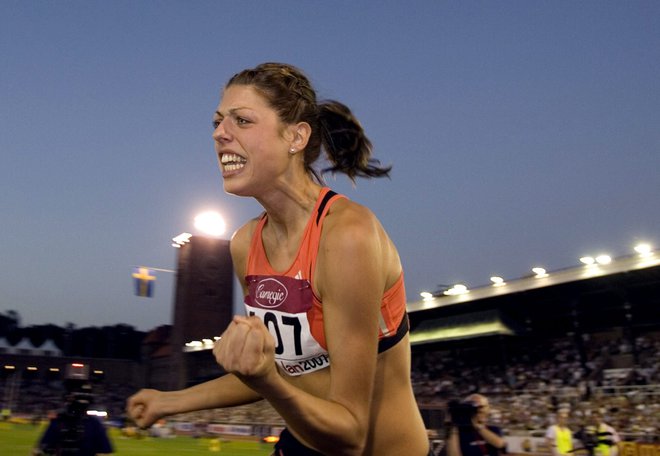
left=225, top=62, right=391, bottom=183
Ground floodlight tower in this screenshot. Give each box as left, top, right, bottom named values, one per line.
left=169, top=212, right=234, bottom=389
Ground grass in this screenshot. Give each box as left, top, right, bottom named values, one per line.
left=0, top=421, right=275, bottom=455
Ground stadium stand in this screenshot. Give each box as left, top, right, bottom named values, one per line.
left=2, top=253, right=658, bottom=449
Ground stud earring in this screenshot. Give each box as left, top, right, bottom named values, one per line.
left=289, top=147, right=296, bottom=154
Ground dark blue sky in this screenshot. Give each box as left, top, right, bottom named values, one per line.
left=2, top=1, right=659, bottom=331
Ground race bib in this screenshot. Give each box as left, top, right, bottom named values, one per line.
left=245, top=274, right=329, bottom=376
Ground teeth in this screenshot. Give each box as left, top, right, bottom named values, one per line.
left=220, top=153, right=246, bottom=172
left=221, top=153, right=246, bottom=164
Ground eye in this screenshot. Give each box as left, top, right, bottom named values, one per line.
left=212, top=117, right=222, bottom=129
left=235, top=116, right=250, bottom=125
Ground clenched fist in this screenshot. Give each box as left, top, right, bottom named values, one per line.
left=213, top=315, right=277, bottom=381
left=125, top=388, right=166, bottom=429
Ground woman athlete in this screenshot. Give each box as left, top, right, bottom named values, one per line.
left=127, top=62, right=429, bottom=456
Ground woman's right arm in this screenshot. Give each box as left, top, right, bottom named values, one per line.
left=127, top=221, right=262, bottom=428
left=127, top=373, right=262, bottom=428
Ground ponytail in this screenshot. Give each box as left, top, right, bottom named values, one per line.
left=318, top=100, right=391, bottom=183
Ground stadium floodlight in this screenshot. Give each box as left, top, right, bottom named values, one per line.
left=490, top=276, right=505, bottom=286
left=634, top=243, right=652, bottom=256
left=595, top=255, right=612, bottom=265
left=532, top=267, right=547, bottom=278
left=444, top=284, right=469, bottom=296
left=194, top=211, right=226, bottom=237
left=420, top=291, right=433, bottom=300
left=185, top=340, right=203, bottom=349
left=580, top=256, right=595, bottom=265
left=183, top=336, right=221, bottom=352
left=172, top=232, right=192, bottom=248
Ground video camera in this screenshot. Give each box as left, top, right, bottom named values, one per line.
left=63, top=363, right=94, bottom=416
left=40, top=364, right=95, bottom=455
left=447, top=399, right=480, bottom=428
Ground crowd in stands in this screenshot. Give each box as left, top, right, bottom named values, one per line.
left=3, top=329, right=658, bottom=443
left=411, top=330, right=660, bottom=442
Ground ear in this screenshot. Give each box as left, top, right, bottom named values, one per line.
left=289, top=121, right=311, bottom=151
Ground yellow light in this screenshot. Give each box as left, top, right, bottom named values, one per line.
left=4, top=365, right=16, bottom=370
left=420, top=291, right=433, bottom=300
left=27, top=366, right=37, bottom=371
left=49, top=367, right=60, bottom=372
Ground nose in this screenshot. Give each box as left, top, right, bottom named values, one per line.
left=212, top=119, right=231, bottom=143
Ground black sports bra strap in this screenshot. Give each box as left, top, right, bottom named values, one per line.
left=377, top=313, right=409, bottom=353
left=315, top=190, right=338, bottom=225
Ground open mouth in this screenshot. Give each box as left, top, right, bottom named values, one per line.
left=221, top=153, right=246, bottom=172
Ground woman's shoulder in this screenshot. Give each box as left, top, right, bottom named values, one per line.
left=325, top=196, right=380, bottom=234
left=322, top=196, right=397, bottom=264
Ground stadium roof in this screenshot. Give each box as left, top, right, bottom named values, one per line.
left=406, top=250, right=660, bottom=344
left=408, top=250, right=659, bottom=313
left=409, top=309, right=518, bottom=345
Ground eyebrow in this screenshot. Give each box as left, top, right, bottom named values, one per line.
left=214, top=107, right=250, bottom=117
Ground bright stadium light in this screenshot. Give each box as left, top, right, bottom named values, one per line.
left=580, top=256, right=595, bottom=265
left=595, top=255, right=612, bottom=265
left=444, top=284, right=469, bottom=296
left=194, top=211, right=226, bottom=237
left=172, top=232, right=192, bottom=248
left=532, top=267, right=547, bottom=278
left=184, top=336, right=221, bottom=352
left=420, top=291, right=433, bottom=300
left=490, top=276, right=505, bottom=286
left=634, top=243, right=652, bottom=256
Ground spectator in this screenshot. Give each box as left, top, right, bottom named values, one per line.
left=546, top=409, right=574, bottom=456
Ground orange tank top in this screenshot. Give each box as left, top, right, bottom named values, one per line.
left=244, top=188, right=409, bottom=376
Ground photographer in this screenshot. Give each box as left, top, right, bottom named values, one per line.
left=446, top=394, right=506, bottom=456
left=33, top=366, right=113, bottom=456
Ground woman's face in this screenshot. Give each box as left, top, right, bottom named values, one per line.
left=212, top=84, right=292, bottom=197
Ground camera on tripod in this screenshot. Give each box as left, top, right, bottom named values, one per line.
left=63, top=363, right=94, bottom=415
left=447, top=399, right=480, bottom=428
left=39, top=363, right=96, bottom=455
